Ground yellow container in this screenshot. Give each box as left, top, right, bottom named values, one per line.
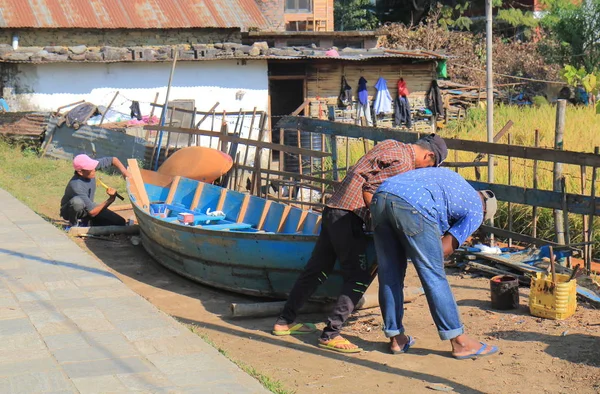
left=528, top=272, right=577, bottom=320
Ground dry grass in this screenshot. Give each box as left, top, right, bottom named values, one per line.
left=0, top=142, right=129, bottom=222
left=332, top=104, right=600, bottom=256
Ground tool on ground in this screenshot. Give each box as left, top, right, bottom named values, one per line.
left=567, top=265, right=580, bottom=282
left=549, top=246, right=557, bottom=289
left=97, top=178, right=124, bottom=200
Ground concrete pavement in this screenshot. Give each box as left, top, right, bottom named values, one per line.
left=0, top=188, right=269, bottom=394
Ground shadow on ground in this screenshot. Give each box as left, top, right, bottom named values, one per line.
left=83, top=235, right=489, bottom=394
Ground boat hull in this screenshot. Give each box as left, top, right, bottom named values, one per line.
left=133, top=203, right=376, bottom=300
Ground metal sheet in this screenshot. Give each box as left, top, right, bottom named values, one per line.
left=0, top=0, right=269, bottom=30
left=43, top=120, right=148, bottom=167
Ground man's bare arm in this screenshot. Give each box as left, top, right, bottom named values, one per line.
left=441, top=233, right=459, bottom=258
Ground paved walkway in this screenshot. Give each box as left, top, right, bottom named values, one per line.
left=0, top=189, right=268, bottom=394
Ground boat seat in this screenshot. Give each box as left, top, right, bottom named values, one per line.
left=163, top=214, right=226, bottom=223
left=198, top=222, right=253, bottom=231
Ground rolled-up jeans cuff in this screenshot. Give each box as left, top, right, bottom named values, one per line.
left=383, top=328, right=405, bottom=338
left=439, top=326, right=464, bottom=341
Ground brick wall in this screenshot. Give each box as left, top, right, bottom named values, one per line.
left=254, top=0, right=285, bottom=31
left=0, top=28, right=242, bottom=47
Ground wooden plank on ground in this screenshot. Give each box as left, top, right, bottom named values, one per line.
left=69, top=225, right=140, bottom=236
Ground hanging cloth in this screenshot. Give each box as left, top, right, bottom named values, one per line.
left=373, top=77, right=393, bottom=115
left=338, top=76, right=353, bottom=107
left=357, top=77, right=369, bottom=106
left=426, top=80, right=445, bottom=118
left=129, top=101, right=142, bottom=120
left=397, top=78, right=409, bottom=97
left=356, top=77, right=372, bottom=126
left=394, top=96, right=412, bottom=128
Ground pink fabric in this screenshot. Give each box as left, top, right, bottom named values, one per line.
left=325, top=49, right=339, bottom=57
left=127, top=115, right=159, bottom=126
left=73, top=154, right=99, bottom=171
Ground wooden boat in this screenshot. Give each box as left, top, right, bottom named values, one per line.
left=126, top=160, right=376, bottom=300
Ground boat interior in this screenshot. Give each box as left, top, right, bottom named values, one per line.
left=128, top=164, right=322, bottom=235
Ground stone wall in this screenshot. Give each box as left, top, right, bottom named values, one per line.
left=254, top=0, right=285, bottom=31
left=0, top=28, right=241, bottom=47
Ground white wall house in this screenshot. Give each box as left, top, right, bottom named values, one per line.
left=5, top=59, right=269, bottom=119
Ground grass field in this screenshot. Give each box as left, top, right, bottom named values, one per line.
left=0, top=143, right=130, bottom=223
left=444, top=104, right=600, bottom=252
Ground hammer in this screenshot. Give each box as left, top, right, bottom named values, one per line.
left=97, top=178, right=124, bottom=201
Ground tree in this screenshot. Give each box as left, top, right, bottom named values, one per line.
left=540, top=0, right=600, bottom=74
left=334, top=0, right=380, bottom=31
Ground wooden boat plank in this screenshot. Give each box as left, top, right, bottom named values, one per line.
left=165, top=176, right=181, bottom=205
left=190, top=182, right=205, bottom=211
left=127, top=159, right=150, bottom=211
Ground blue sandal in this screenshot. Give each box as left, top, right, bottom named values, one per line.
left=391, top=336, right=415, bottom=354
left=453, top=342, right=499, bottom=360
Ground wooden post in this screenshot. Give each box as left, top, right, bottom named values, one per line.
left=532, top=129, right=540, bottom=238
left=145, top=92, right=160, bottom=141
left=99, top=91, right=119, bottom=126
left=237, top=107, right=257, bottom=191
left=553, top=99, right=566, bottom=245
left=581, top=165, right=589, bottom=268
left=561, top=177, right=571, bottom=268
left=153, top=51, right=178, bottom=171
left=163, top=106, right=177, bottom=161
left=507, top=133, right=512, bottom=247
left=587, top=146, right=599, bottom=272
left=251, top=114, right=267, bottom=195
left=330, top=135, right=339, bottom=181
left=321, top=133, right=326, bottom=204
left=187, top=107, right=196, bottom=147
left=219, top=111, right=228, bottom=154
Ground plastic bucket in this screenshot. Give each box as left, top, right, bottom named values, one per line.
left=490, top=275, right=519, bottom=310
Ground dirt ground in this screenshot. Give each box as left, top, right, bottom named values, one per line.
left=69, top=227, right=600, bottom=394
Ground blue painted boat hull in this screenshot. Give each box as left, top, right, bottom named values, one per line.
left=129, top=175, right=377, bottom=301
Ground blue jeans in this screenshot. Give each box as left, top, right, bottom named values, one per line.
left=371, top=192, right=464, bottom=340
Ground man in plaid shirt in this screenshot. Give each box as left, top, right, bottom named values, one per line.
left=273, top=134, right=448, bottom=353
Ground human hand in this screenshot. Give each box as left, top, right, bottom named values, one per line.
left=107, top=187, right=117, bottom=198
left=123, top=170, right=132, bottom=179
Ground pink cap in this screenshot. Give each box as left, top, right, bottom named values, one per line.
left=73, top=154, right=99, bottom=171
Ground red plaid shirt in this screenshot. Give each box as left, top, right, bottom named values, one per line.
left=327, top=140, right=415, bottom=224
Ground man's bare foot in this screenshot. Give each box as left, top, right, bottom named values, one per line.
left=451, top=334, right=498, bottom=359
left=390, top=334, right=410, bottom=353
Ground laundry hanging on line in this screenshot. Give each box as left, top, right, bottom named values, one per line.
left=373, top=77, right=393, bottom=115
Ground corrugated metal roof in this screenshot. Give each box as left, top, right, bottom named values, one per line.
left=0, top=0, right=270, bottom=30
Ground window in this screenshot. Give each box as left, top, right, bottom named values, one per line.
left=285, top=0, right=312, bottom=13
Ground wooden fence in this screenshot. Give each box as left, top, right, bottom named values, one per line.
left=144, top=107, right=600, bottom=272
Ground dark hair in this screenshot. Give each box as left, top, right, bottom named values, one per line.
left=414, top=139, right=434, bottom=152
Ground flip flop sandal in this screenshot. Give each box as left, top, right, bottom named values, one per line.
left=272, top=322, right=317, bottom=336
left=318, top=337, right=362, bottom=354
left=453, top=342, right=499, bottom=360
left=391, top=336, right=416, bottom=354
